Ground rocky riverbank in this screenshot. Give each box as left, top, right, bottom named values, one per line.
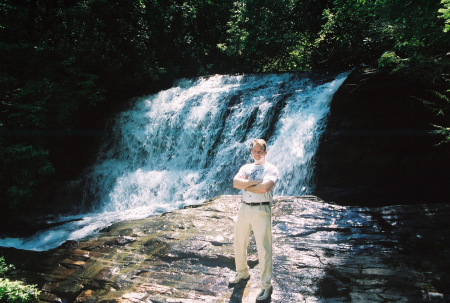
left=1, top=195, right=449, bottom=302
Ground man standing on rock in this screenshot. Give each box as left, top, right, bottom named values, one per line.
left=230, top=138, right=280, bottom=302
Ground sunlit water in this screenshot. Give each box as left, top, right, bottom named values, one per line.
left=0, top=73, right=347, bottom=251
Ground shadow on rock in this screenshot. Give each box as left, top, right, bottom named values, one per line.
left=228, top=279, right=249, bottom=303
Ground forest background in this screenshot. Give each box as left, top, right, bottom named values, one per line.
left=1, top=0, right=449, bottom=215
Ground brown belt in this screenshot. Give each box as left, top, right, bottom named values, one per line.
left=242, top=201, right=270, bottom=206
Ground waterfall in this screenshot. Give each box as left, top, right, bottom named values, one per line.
left=0, top=73, right=347, bottom=251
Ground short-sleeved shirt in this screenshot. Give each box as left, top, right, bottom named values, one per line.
left=236, top=162, right=280, bottom=203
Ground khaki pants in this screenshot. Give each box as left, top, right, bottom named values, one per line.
left=234, top=203, right=272, bottom=289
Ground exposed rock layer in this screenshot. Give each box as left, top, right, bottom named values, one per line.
left=1, top=196, right=449, bottom=302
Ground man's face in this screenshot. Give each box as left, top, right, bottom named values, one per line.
left=251, top=144, right=267, bottom=164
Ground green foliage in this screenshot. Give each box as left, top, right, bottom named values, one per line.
left=423, top=90, right=450, bottom=116
left=313, top=0, right=380, bottom=69
left=439, top=0, right=450, bottom=32
left=378, top=51, right=407, bottom=69
left=432, top=125, right=450, bottom=144
left=0, top=257, right=14, bottom=276
left=312, top=0, right=449, bottom=70
left=0, top=279, right=40, bottom=303
left=427, top=88, right=450, bottom=144
left=0, top=144, right=54, bottom=209
left=0, top=257, right=40, bottom=303
left=218, top=0, right=328, bottom=72
left=217, top=1, right=249, bottom=58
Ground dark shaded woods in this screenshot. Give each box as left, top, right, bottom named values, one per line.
left=1, top=0, right=449, bottom=217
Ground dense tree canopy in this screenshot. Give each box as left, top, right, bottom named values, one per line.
left=0, top=0, right=449, bottom=212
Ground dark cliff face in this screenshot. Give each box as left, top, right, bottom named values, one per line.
left=314, top=66, right=450, bottom=206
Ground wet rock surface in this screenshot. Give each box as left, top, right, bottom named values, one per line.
left=1, top=195, right=449, bottom=302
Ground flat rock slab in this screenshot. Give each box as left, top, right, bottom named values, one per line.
left=1, top=196, right=449, bottom=302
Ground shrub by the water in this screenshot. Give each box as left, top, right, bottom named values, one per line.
left=0, top=257, right=40, bottom=303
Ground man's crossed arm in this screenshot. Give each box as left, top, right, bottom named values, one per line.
left=233, top=175, right=275, bottom=193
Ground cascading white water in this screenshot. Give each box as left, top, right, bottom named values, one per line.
left=0, top=73, right=347, bottom=251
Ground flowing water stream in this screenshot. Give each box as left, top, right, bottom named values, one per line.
left=0, top=73, right=347, bottom=251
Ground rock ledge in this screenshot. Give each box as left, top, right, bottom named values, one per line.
left=1, top=195, right=449, bottom=302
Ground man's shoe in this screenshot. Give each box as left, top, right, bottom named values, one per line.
left=256, top=286, right=273, bottom=301
left=228, top=273, right=250, bottom=284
